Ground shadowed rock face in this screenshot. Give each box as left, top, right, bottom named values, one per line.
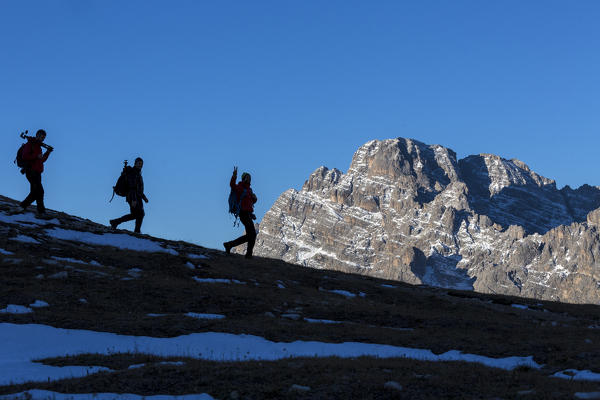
left=254, top=138, right=600, bottom=304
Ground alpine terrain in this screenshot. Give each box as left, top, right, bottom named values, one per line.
left=2, top=195, right=600, bottom=398
left=254, top=138, right=600, bottom=305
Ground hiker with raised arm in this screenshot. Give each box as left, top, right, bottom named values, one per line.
left=13, top=129, right=54, bottom=217
left=224, top=166, right=258, bottom=259
left=109, top=157, right=148, bottom=233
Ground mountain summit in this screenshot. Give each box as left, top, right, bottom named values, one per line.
left=255, top=138, right=600, bottom=304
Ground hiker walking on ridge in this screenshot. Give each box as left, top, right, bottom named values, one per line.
left=15, top=129, right=53, bottom=217
left=110, top=157, right=148, bottom=233
left=224, top=166, right=258, bottom=259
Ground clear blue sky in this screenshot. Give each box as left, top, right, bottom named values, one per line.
left=1, top=1, right=599, bottom=250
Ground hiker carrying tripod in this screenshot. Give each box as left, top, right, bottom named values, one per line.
left=224, top=166, right=258, bottom=259
left=14, top=130, right=54, bottom=217
left=110, top=157, right=148, bottom=233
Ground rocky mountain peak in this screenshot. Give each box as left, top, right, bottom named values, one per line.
left=459, top=154, right=556, bottom=198
left=348, top=138, right=459, bottom=185
left=255, top=137, right=600, bottom=304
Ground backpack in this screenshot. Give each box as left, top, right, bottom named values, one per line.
left=110, top=163, right=132, bottom=202
left=14, top=143, right=29, bottom=173
left=228, top=187, right=247, bottom=225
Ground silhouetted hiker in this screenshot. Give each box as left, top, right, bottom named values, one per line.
left=224, top=166, right=258, bottom=259
left=110, top=157, right=148, bottom=233
left=15, top=130, right=53, bottom=217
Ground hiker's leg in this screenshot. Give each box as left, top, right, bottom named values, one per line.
left=228, top=212, right=256, bottom=255
left=34, top=173, right=46, bottom=213
left=133, top=204, right=145, bottom=233
left=112, top=202, right=137, bottom=227
left=228, top=233, right=248, bottom=248
left=240, top=212, right=256, bottom=257
left=20, top=171, right=37, bottom=210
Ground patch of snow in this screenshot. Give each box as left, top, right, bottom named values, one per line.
left=45, top=228, right=178, bottom=255
left=575, top=392, right=600, bottom=399
left=384, top=381, right=403, bottom=391
left=381, top=284, right=397, bottom=288
left=51, top=256, right=87, bottom=264
left=89, top=260, right=102, bottom=266
left=552, top=369, right=600, bottom=382
left=0, top=323, right=542, bottom=385
left=188, top=253, right=209, bottom=260
left=128, top=268, right=143, bottom=278
left=49, top=271, right=68, bottom=279
left=511, top=304, right=530, bottom=310
left=304, top=318, right=344, bottom=324
left=0, top=305, right=33, bottom=314
left=0, top=212, right=59, bottom=226
left=147, top=314, right=167, bottom=317
left=185, top=313, right=225, bottom=320
left=185, top=261, right=195, bottom=269
left=79, top=299, right=88, bottom=304
left=10, top=235, right=40, bottom=244
left=320, top=288, right=356, bottom=298
left=193, top=277, right=244, bottom=284
left=0, top=248, right=14, bottom=255
left=289, top=384, right=311, bottom=393
left=29, top=300, right=49, bottom=308
left=0, top=390, right=214, bottom=400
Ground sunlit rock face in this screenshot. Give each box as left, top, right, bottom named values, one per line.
left=255, top=138, right=600, bottom=304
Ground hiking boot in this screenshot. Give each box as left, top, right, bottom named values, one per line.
left=223, top=242, right=232, bottom=254
left=109, top=219, right=119, bottom=230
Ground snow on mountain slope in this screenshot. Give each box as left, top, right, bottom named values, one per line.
left=255, top=138, right=600, bottom=304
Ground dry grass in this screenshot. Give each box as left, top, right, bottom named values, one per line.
left=1, top=195, right=600, bottom=398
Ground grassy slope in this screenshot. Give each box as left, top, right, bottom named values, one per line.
left=1, top=195, right=599, bottom=399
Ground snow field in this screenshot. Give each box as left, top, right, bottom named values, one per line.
left=0, top=211, right=60, bottom=226
left=45, top=228, right=179, bottom=255
left=0, top=323, right=543, bottom=386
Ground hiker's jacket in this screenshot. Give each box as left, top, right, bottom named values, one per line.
left=230, top=176, right=256, bottom=212
left=21, top=139, right=49, bottom=173
left=126, top=167, right=146, bottom=205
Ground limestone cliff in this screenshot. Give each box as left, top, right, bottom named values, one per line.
left=254, top=138, right=600, bottom=304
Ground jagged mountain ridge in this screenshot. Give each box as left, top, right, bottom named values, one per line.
left=254, top=138, right=600, bottom=304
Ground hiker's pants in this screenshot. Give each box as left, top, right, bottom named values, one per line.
left=21, top=170, right=45, bottom=213
left=229, top=211, right=256, bottom=257
left=115, top=201, right=145, bottom=233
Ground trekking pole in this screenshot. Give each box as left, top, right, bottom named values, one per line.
left=19, top=130, right=54, bottom=151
